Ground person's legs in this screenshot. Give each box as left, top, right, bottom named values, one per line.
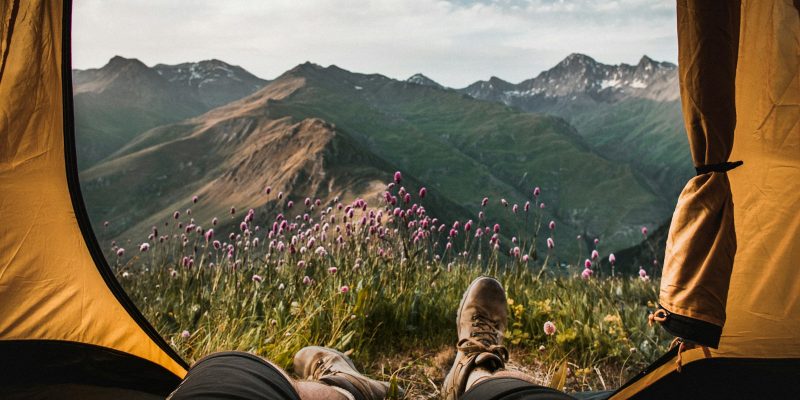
left=442, top=277, right=577, bottom=400
left=168, top=351, right=351, bottom=400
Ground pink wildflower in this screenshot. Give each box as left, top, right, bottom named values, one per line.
left=328, top=267, right=338, bottom=274
left=419, top=187, right=427, bottom=199
left=394, top=171, right=402, bottom=184
left=641, top=226, right=648, bottom=236
left=482, top=197, right=489, bottom=207
left=173, top=211, right=180, bottom=219
left=265, top=186, right=272, bottom=195
left=340, top=285, right=350, bottom=294
left=192, top=195, right=198, bottom=204
left=581, top=268, right=593, bottom=279
left=544, top=321, right=557, bottom=336
left=181, top=330, right=190, bottom=339
left=549, top=220, right=556, bottom=230
left=493, top=224, right=501, bottom=234
left=584, top=259, right=592, bottom=268
left=204, top=229, right=214, bottom=242
left=303, top=276, right=312, bottom=285
left=547, top=237, right=555, bottom=249
left=252, top=274, right=263, bottom=283
left=609, top=253, right=616, bottom=265
left=212, top=240, right=221, bottom=250
left=116, top=248, right=125, bottom=257
left=533, top=187, right=541, bottom=197
left=139, top=243, right=150, bottom=252
left=212, top=217, right=219, bottom=226
left=591, top=250, right=599, bottom=260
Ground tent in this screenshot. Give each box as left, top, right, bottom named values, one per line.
left=0, top=1, right=186, bottom=398
left=0, top=0, right=797, bottom=398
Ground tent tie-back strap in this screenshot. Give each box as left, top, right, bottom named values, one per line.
left=694, top=160, right=743, bottom=176
left=648, top=309, right=668, bottom=327
left=649, top=310, right=712, bottom=372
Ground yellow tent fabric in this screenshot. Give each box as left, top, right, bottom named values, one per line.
left=720, top=0, right=800, bottom=358
left=0, top=0, right=186, bottom=393
left=662, top=0, right=800, bottom=358
left=612, top=0, right=799, bottom=397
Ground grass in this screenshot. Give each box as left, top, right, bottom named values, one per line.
left=112, top=176, right=671, bottom=398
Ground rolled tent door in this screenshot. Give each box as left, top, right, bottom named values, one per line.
left=0, top=0, right=187, bottom=396
left=657, top=0, right=742, bottom=348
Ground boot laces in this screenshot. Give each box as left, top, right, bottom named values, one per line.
left=313, top=356, right=379, bottom=397
left=312, top=357, right=335, bottom=379
left=457, top=312, right=509, bottom=361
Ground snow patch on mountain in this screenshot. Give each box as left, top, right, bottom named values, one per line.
left=461, top=54, right=678, bottom=104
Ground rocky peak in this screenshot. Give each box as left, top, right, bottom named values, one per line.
left=406, top=73, right=443, bottom=89
left=461, top=53, right=679, bottom=103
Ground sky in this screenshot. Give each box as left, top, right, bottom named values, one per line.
left=72, top=0, right=678, bottom=88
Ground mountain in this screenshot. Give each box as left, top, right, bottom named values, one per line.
left=405, top=73, right=443, bottom=89
left=463, top=54, right=678, bottom=103
left=82, top=62, right=671, bottom=258
left=72, top=56, right=268, bottom=169
left=460, top=54, right=691, bottom=199
left=152, top=59, right=268, bottom=108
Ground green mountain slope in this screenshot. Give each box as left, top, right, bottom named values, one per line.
left=461, top=54, right=692, bottom=200
left=73, top=56, right=268, bottom=169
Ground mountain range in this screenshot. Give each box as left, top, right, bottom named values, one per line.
left=458, top=53, right=690, bottom=197
left=74, top=54, right=690, bottom=265
left=73, top=56, right=268, bottom=168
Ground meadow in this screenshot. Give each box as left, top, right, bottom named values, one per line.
left=112, top=172, right=670, bottom=398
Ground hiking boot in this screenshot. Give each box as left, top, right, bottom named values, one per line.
left=293, top=346, right=393, bottom=400
left=442, top=277, right=509, bottom=400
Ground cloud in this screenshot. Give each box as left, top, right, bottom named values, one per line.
left=72, top=0, right=676, bottom=87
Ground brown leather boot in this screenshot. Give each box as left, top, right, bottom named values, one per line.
left=442, top=277, right=509, bottom=400
left=293, top=346, right=393, bottom=400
